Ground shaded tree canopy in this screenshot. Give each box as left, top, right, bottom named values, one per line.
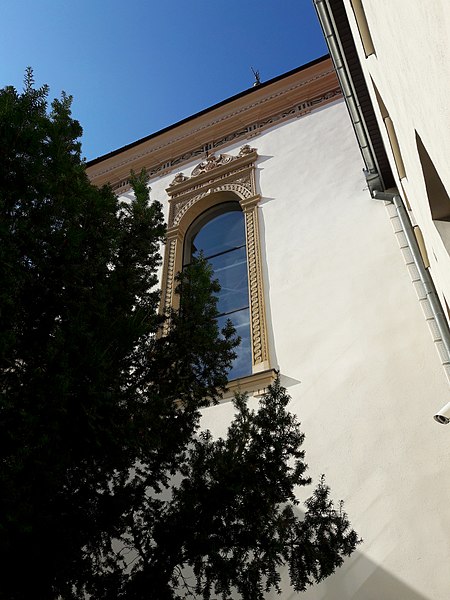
left=0, top=71, right=359, bottom=600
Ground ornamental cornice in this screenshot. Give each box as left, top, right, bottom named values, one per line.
left=87, top=59, right=341, bottom=191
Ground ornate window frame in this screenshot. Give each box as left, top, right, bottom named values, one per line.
left=161, top=145, right=274, bottom=395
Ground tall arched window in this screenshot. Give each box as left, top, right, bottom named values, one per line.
left=162, top=147, right=273, bottom=395
left=183, top=202, right=252, bottom=380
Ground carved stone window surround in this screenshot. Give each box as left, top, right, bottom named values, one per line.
left=161, top=146, right=271, bottom=383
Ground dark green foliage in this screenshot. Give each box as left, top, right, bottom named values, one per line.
left=0, top=73, right=359, bottom=600
left=122, top=379, right=359, bottom=600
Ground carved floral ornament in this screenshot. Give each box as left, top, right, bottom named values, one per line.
left=166, top=146, right=258, bottom=229
left=168, top=145, right=256, bottom=187
left=160, top=144, right=271, bottom=376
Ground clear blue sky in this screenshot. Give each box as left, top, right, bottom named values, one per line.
left=1, top=1, right=327, bottom=161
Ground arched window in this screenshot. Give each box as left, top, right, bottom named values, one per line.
left=162, top=147, right=274, bottom=395
left=183, top=202, right=252, bottom=380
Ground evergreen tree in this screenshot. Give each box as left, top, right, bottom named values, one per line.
left=0, top=74, right=359, bottom=600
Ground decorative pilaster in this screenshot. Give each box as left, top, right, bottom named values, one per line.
left=160, top=229, right=183, bottom=334
left=241, top=198, right=269, bottom=370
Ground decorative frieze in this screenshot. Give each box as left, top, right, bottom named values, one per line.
left=110, top=87, right=341, bottom=194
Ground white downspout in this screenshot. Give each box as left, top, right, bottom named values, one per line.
left=373, top=191, right=450, bottom=423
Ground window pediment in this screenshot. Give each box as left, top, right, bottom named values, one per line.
left=166, top=145, right=258, bottom=229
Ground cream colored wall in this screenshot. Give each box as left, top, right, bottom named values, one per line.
left=124, top=99, right=450, bottom=599
left=253, top=99, right=450, bottom=600
left=342, top=0, right=450, bottom=325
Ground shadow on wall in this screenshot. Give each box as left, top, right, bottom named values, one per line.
left=277, top=501, right=433, bottom=600
left=277, top=543, right=433, bottom=600
left=223, top=537, right=433, bottom=600
left=221, top=500, right=433, bottom=600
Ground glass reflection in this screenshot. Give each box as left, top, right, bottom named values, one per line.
left=209, top=247, right=249, bottom=314
left=217, top=308, right=251, bottom=380
left=191, top=209, right=245, bottom=260
left=184, top=203, right=252, bottom=380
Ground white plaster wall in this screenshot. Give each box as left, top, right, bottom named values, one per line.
left=342, top=0, right=450, bottom=326
left=139, top=100, right=450, bottom=599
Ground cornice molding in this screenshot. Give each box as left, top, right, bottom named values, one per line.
left=87, top=59, right=341, bottom=191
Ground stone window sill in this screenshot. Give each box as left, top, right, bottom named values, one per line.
left=221, top=368, right=278, bottom=400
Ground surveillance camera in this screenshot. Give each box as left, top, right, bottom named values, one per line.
left=434, top=401, right=450, bottom=425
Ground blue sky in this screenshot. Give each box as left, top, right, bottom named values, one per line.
left=1, top=1, right=327, bottom=160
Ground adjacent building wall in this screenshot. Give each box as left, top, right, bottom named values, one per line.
left=340, top=0, right=450, bottom=329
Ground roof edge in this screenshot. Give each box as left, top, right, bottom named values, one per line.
left=87, top=54, right=330, bottom=167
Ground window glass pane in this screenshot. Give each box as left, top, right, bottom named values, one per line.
left=184, top=203, right=252, bottom=382
left=217, top=308, right=252, bottom=379
left=209, top=247, right=249, bottom=315
left=191, top=210, right=245, bottom=260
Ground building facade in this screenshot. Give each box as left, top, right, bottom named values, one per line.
left=87, top=55, right=450, bottom=599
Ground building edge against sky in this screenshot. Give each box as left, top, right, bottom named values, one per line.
left=87, top=50, right=450, bottom=600
left=314, top=0, right=450, bottom=404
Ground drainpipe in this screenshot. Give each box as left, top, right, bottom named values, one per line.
left=314, top=0, right=382, bottom=194
left=373, top=191, right=450, bottom=361
left=373, top=191, right=450, bottom=423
